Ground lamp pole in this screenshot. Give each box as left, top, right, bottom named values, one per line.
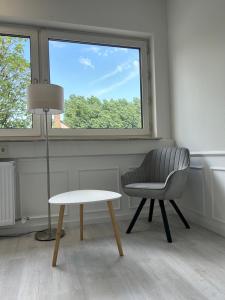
left=45, top=108, right=52, bottom=235
left=34, top=109, right=65, bottom=241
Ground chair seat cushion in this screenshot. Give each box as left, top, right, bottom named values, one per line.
left=123, top=182, right=167, bottom=198
left=125, top=182, right=165, bottom=190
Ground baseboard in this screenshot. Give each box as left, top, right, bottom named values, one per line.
left=182, top=208, right=225, bottom=238
left=0, top=205, right=174, bottom=237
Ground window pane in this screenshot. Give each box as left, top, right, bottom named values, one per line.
left=0, top=35, right=32, bottom=129
left=49, top=39, right=143, bottom=129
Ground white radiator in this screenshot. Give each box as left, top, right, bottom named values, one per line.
left=0, top=161, right=15, bottom=226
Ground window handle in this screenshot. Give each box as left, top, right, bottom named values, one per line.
left=32, top=78, right=38, bottom=84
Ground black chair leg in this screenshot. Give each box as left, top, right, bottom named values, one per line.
left=148, top=199, right=155, bottom=222
left=159, top=200, right=172, bottom=243
left=169, top=200, right=190, bottom=229
left=126, top=198, right=147, bottom=234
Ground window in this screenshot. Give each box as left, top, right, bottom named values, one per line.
left=0, top=26, right=151, bottom=138
left=0, top=26, right=40, bottom=137
left=41, top=30, right=151, bottom=137
left=49, top=41, right=142, bottom=129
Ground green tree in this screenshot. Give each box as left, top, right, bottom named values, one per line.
left=62, top=95, right=142, bottom=129
left=0, top=36, right=31, bottom=128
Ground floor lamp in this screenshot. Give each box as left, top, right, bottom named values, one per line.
left=27, top=83, right=65, bottom=241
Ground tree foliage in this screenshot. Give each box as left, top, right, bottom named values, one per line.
left=0, top=36, right=31, bottom=128
left=63, top=95, right=142, bottom=129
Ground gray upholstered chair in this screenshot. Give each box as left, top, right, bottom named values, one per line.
left=121, top=147, right=190, bottom=243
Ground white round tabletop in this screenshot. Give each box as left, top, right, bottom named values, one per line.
left=49, top=190, right=122, bottom=205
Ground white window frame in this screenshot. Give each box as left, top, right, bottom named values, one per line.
left=0, top=25, right=41, bottom=137
left=40, top=29, right=151, bottom=137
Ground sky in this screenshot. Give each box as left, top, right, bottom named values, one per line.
left=22, top=37, right=141, bottom=102
left=48, top=40, right=141, bottom=101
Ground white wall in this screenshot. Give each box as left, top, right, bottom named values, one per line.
left=0, top=139, right=174, bottom=234
left=180, top=153, right=225, bottom=238
left=0, top=0, right=173, bottom=233
left=167, top=0, right=225, bottom=237
left=167, top=0, right=225, bottom=151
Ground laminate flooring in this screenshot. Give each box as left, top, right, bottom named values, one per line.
left=1, top=216, right=225, bottom=300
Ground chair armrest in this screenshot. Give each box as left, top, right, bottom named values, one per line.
left=164, top=167, right=189, bottom=198
left=121, top=167, right=145, bottom=187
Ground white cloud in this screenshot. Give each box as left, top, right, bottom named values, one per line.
left=79, top=57, right=95, bottom=69
left=88, top=46, right=102, bottom=55
left=95, top=69, right=139, bottom=97
left=133, top=60, right=139, bottom=69
left=87, top=46, right=128, bottom=57
left=114, top=47, right=128, bottom=53
left=93, top=58, right=139, bottom=96
left=50, top=41, right=66, bottom=48
left=90, top=59, right=139, bottom=86
left=90, top=62, right=130, bottom=85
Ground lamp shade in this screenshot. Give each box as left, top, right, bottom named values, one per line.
left=27, top=83, right=64, bottom=115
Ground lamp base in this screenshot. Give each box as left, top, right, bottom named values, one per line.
left=35, top=228, right=65, bottom=241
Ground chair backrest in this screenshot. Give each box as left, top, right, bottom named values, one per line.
left=141, top=147, right=190, bottom=183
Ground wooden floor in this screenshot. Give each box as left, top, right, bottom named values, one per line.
left=1, top=216, right=225, bottom=300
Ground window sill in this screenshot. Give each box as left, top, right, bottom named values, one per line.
left=0, top=135, right=161, bottom=142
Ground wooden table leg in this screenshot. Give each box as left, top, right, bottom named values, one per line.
left=107, top=200, right=124, bottom=256
left=52, top=205, right=65, bottom=267
left=80, top=204, right=84, bottom=241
